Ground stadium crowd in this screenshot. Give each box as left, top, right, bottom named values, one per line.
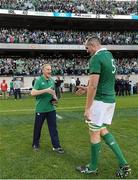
left=0, top=0, right=137, bottom=15
left=0, top=29, right=138, bottom=45
left=0, top=56, right=138, bottom=76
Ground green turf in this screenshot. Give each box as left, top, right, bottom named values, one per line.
left=0, top=93, right=138, bottom=179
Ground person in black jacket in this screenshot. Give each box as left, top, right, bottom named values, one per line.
left=55, top=76, right=63, bottom=99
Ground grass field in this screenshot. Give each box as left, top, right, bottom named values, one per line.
left=0, top=93, right=138, bottom=179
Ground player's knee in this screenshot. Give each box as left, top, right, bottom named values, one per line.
left=100, top=128, right=109, bottom=136
left=90, top=131, right=101, bottom=143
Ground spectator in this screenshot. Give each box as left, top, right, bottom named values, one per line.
left=13, top=77, right=22, bottom=99
left=76, top=77, right=81, bottom=91
left=70, top=77, right=76, bottom=93
left=32, top=77, right=36, bottom=87
left=55, top=76, right=63, bottom=99
left=9, top=79, right=14, bottom=96
left=0, top=79, right=8, bottom=99
left=60, top=78, right=64, bottom=96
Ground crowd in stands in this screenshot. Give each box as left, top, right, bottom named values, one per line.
left=117, top=58, right=138, bottom=75
left=0, top=55, right=88, bottom=76
left=0, top=0, right=137, bottom=15
left=0, top=28, right=138, bottom=45
left=0, top=55, right=138, bottom=76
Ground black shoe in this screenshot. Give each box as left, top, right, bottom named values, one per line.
left=32, top=145, right=40, bottom=151
left=116, top=164, right=131, bottom=178
left=53, top=147, right=64, bottom=154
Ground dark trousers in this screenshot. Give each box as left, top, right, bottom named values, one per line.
left=32, top=110, right=61, bottom=148
left=55, top=87, right=61, bottom=99
left=14, top=88, right=21, bottom=99
left=9, top=87, right=14, bottom=96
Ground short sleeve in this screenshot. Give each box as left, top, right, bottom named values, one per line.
left=89, top=56, right=101, bottom=74
left=33, top=79, right=40, bottom=90
left=52, top=79, right=55, bottom=90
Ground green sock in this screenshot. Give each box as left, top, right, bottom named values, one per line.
left=89, top=142, right=101, bottom=170
left=102, top=133, right=127, bottom=166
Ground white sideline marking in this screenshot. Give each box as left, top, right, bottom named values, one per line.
left=62, top=97, right=85, bottom=100
left=0, top=106, right=84, bottom=113
left=56, top=114, right=63, bottom=119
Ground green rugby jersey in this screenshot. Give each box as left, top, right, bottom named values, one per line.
left=89, top=48, right=116, bottom=103
left=33, top=75, right=55, bottom=113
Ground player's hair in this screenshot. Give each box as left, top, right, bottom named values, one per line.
left=85, top=36, right=101, bottom=46
left=41, top=64, right=51, bottom=71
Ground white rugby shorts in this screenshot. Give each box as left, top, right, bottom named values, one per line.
left=88, top=100, right=116, bottom=126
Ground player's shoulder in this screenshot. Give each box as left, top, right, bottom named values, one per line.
left=37, top=76, right=42, bottom=80
left=96, top=49, right=113, bottom=60
left=91, top=53, right=101, bottom=62
left=35, top=76, right=43, bottom=83
left=50, top=77, right=55, bottom=84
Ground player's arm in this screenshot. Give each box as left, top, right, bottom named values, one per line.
left=84, top=74, right=100, bottom=120
left=76, top=80, right=90, bottom=95
left=31, top=78, right=56, bottom=97
left=31, top=88, right=56, bottom=96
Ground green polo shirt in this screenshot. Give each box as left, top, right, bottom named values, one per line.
left=33, top=75, right=55, bottom=113
left=10, top=81, right=14, bottom=88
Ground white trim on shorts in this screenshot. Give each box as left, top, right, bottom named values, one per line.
left=88, top=100, right=116, bottom=127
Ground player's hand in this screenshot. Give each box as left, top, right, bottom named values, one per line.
left=51, top=98, right=58, bottom=105
left=75, top=86, right=87, bottom=96
left=84, top=109, right=91, bottom=123
left=53, top=94, right=58, bottom=101
left=76, top=89, right=86, bottom=96
left=50, top=95, right=58, bottom=105
left=46, top=88, right=56, bottom=96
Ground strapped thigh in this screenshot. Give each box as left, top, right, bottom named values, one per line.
left=88, top=122, right=107, bottom=132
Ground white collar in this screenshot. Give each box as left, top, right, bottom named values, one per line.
left=95, top=48, right=107, bottom=55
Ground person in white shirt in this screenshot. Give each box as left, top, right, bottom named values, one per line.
left=13, top=78, right=22, bottom=99
left=70, top=77, right=76, bottom=93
